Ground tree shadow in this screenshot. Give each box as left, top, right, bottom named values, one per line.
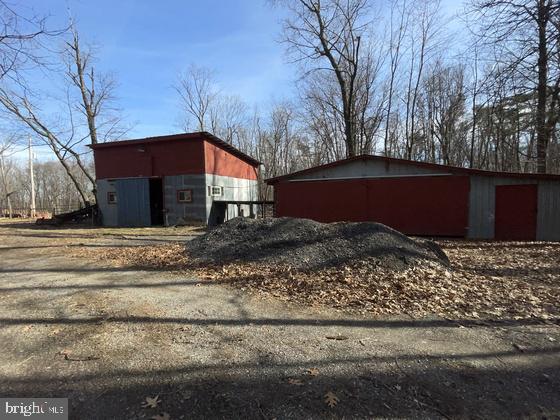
left=2, top=351, right=558, bottom=419
left=0, top=314, right=556, bottom=329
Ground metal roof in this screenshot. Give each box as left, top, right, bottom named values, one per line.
left=265, top=154, right=560, bottom=184
left=88, top=131, right=261, bottom=167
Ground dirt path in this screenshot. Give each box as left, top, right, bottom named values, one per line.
left=0, top=221, right=559, bottom=419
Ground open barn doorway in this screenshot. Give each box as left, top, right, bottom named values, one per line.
left=149, top=178, right=164, bottom=226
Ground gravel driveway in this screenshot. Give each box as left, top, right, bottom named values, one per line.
left=0, top=221, right=559, bottom=419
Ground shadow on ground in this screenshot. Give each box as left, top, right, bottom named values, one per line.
left=2, top=351, right=558, bottom=419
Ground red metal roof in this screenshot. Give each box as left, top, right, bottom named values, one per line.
left=265, top=154, right=560, bottom=184
left=89, top=132, right=261, bottom=167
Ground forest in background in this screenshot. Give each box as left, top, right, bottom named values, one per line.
left=1, top=0, right=559, bottom=213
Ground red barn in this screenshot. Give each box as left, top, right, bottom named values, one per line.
left=90, top=132, right=260, bottom=227
left=266, top=155, right=560, bottom=241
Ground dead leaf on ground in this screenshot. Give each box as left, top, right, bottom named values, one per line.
left=142, top=395, right=161, bottom=409
left=287, top=378, right=304, bottom=385
left=324, top=391, right=339, bottom=407
left=72, top=240, right=560, bottom=321
left=306, top=368, right=319, bottom=376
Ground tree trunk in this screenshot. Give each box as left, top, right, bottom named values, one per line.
left=535, top=0, right=549, bottom=173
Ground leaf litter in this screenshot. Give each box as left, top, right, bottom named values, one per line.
left=73, top=218, right=560, bottom=321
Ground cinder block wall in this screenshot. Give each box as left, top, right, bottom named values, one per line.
left=163, top=175, right=207, bottom=225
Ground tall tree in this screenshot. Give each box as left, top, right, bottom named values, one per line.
left=65, top=25, right=123, bottom=145
left=469, top=0, right=560, bottom=173
left=0, top=23, right=123, bottom=205
left=279, top=0, right=372, bottom=157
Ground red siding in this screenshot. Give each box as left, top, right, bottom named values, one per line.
left=204, top=141, right=258, bottom=180
left=274, top=176, right=470, bottom=237
left=495, top=184, right=538, bottom=240
left=94, top=139, right=205, bottom=179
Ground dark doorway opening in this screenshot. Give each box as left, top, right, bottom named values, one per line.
left=149, top=178, right=164, bottom=226
left=210, top=202, right=227, bottom=226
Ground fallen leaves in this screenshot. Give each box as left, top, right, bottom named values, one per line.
left=142, top=395, right=161, bottom=409
left=72, top=240, right=560, bottom=321
left=324, top=391, right=339, bottom=407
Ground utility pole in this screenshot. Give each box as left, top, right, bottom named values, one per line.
left=28, top=136, right=36, bottom=218
left=0, top=150, right=12, bottom=218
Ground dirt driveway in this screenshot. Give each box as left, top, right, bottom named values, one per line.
left=0, top=221, right=559, bottom=419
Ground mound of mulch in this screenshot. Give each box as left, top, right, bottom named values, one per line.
left=186, top=217, right=448, bottom=270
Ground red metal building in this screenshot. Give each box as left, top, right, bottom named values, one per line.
left=266, top=155, right=560, bottom=241
left=90, top=132, right=260, bottom=227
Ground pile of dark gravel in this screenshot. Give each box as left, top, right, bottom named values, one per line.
left=186, top=217, right=449, bottom=271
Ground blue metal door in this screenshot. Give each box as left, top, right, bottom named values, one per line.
left=116, top=178, right=151, bottom=226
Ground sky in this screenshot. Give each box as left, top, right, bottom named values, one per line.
left=17, top=0, right=296, bottom=140
left=9, top=0, right=462, bottom=160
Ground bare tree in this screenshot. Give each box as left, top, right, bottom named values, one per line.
left=65, top=25, right=125, bottom=145
left=469, top=0, right=560, bottom=173
left=279, top=0, right=373, bottom=157
left=0, top=21, right=125, bottom=205
left=0, top=1, right=64, bottom=82
left=0, top=136, right=17, bottom=216
left=175, top=64, right=219, bottom=132
left=384, top=0, right=410, bottom=156
left=0, top=88, right=93, bottom=204
left=403, top=0, right=442, bottom=160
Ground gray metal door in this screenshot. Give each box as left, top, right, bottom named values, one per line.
left=116, top=178, right=151, bottom=226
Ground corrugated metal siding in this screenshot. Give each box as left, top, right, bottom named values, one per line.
left=537, top=181, right=560, bottom=241
left=468, top=176, right=560, bottom=241
left=205, top=174, right=259, bottom=225
left=292, top=159, right=447, bottom=180
left=116, top=178, right=151, bottom=227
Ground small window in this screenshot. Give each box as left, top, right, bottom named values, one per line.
left=177, top=189, right=193, bottom=203
left=107, top=191, right=117, bottom=204
left=208, top=186, right=223, bottom=197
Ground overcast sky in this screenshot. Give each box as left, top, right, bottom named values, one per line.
left=12, top=0, right=463, bottom=149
